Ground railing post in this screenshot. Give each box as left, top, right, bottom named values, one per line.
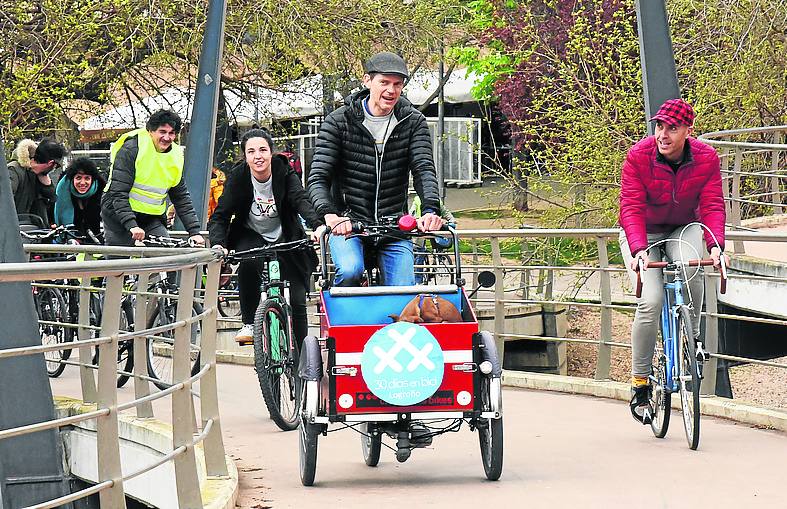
left=96, top=275, right=127, bottom=508
left=171, top=265, right=203, bottom=509
left=771, top=131, right=783, bottom=215
left=470, top=238, right=479, bottom=289
left=490, top=238, right=506, bottom=365
left=200, top=258, right=229, bottom=476
left=732, top=147, right=745, bottom=254
left=595, top=237, right=612, bottom=380
left=77, top=286, right=97, bottom=403
left=133, top=272, right=154, bottom=418
left=701, top=272, right=720, bottom=396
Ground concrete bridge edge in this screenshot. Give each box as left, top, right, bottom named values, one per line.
left=503, top=371, right=787, bottom=433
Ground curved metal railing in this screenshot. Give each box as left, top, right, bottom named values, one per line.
left=452, top=229, right=787, bottom=402
left=0, top=243, right=227, bottom=509
left=699, top=126, right=787, bottom=253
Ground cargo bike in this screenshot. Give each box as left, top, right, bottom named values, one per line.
left=298, top=218, right=503, bottom=485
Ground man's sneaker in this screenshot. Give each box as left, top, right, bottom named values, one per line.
left=235, top=324, right=254, bottom=345
left=630, top=384, right=652, bottom=425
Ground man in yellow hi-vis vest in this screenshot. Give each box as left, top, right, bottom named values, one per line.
left=101, top=109, right=205, bottom=247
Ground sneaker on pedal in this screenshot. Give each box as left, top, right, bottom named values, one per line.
left=235, top=324, right=254, bottom=345
left=629, top=384, right=652, bottom=425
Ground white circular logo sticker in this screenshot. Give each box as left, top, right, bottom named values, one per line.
left=361, top=322, right=445, bottom=406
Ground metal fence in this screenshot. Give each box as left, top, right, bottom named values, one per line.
left=452, top=228, right=787, bottom=398
left=0, top=243, right=227, bottom=508
left=699, top=126, right=787, bottom=253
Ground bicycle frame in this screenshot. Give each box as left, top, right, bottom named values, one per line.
left=659, top=270, right=689, bottom=394
left=258, top=257, right=291, bottom=368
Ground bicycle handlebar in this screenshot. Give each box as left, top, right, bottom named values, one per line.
left=225, top=238, right=313, bottom=263
left=140, top=235, right=195, bottom=248
left=635, top=258, right=727, bottom=298
left=21, top=224, right=85, bottom=243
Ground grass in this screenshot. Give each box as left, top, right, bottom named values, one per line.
left=459, top=237, right=624, bottom=266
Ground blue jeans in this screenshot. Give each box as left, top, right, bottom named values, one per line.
left=328, top=235, right=414, bottom=286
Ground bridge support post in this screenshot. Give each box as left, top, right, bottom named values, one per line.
left=490, top=238, right=506, bottom=364
left=595, top=238, right=612, bottom=380
left=701, top=272, right=720, bottom=396
left=171, top=266, right=203, bottom=508
left=200, top=259, right=229, bottom=476
left=771, top=132, right=783, bottom=215
left=133, top=272, right=154, bottom=418
left=78, top=286, right=97, bottom=403
left=635, top=0, right=680, bottom=135
left=731, top=148, right=745, bottom=254
left=96, top=275, right=127, bottom=508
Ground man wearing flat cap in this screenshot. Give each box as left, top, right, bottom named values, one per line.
left=618, top=98, right=727, bottom=423
left=308, top=51, right=442, bottom=286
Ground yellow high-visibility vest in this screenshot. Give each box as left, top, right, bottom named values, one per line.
left=108, top=128, right=184, bottom=215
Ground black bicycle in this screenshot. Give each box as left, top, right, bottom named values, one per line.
left=141, top=235, right=205, bottom=390
left=226, top=238, right=313, bottom=431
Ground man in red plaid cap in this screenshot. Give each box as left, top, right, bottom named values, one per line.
left=618, top=98, right=728, bottom=423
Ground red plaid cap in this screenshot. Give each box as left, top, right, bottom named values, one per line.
left=650, top=98, right=695, bottom=126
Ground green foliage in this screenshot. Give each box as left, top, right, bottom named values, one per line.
left=1, top=0, right=470, bottom=143
left=462, top=0, right=787, bottom=228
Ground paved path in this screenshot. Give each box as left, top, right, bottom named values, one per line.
left=52, top=364, right=786, bottom=508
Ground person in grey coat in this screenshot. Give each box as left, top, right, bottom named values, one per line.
left=9, top=138, right=66, bottom=227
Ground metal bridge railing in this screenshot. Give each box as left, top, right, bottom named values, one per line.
left=0, top=244, right=227, bottom=509
left=450, top=229, right=787, bottom=398
left=699, top=126, right=787, bottom=254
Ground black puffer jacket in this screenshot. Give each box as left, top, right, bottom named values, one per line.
left=307, top=89, right=440, bottom=224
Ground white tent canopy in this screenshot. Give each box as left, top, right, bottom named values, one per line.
left=80, top=69, right=482, bottom=131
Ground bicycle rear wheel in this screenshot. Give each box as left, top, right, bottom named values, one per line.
left=36, top=287, right=69, bottom=377
left=146, top=301, right=202, bottom=390
left=677, top=306, right=701, bottom=450
left=253, top=299, right=300, bottom=431
left=649, top=351, right=671, bottom=438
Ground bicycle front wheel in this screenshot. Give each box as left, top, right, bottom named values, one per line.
left=253, top=299, right=300, bottom=431
left=649, top=351, right=671, bottom=438
left=677, top=306, right=700, bottom=450
left=36, top=287, right=69, bottom=377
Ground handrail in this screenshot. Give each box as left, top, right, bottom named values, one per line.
left=0, top=243, right=228, bottom=508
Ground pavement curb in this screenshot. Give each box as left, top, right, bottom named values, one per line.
left=502, top=370, right=787, bottom=433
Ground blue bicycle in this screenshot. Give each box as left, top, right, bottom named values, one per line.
left=636, top=256, right=727, bottom=450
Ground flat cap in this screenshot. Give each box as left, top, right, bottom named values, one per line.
left=364, top=52, right=409, bottom=79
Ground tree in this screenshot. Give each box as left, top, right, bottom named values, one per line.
left=460, top=0, right=787, bottom=227
left=1, top=0, right=472, bottom=144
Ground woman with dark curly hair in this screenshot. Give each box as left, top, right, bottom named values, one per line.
left=54, top=157, right=105, bottom=242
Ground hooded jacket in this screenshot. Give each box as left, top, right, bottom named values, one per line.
left=619, top=136, right=726, bottom=255
left=8, top=139, right=56, bottom=225
left=307, top=89, right=440, bottom=224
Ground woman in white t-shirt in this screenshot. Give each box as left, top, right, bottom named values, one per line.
left=208, top=129, right=325, bottom=344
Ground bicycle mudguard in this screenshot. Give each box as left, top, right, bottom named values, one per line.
left=298, top=335, right=323, bottom=381
left=477, top=330, right=502, bottom=377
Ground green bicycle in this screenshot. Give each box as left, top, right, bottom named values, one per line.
left=227, top=239, right=312, bottom=431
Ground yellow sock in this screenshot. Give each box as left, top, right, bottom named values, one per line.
left=631, top=376, right=648, bottom=387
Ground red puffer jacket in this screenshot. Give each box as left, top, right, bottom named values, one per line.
left=619, top=136, right=725, bottom=255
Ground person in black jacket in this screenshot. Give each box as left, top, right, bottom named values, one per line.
left=101, top=110, right=204, bottom=247
left=208, top=129, right=325, bottom=344
left=307, top=52, right=443, bottom=286
left=53, top=157, right=105, bottom=242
